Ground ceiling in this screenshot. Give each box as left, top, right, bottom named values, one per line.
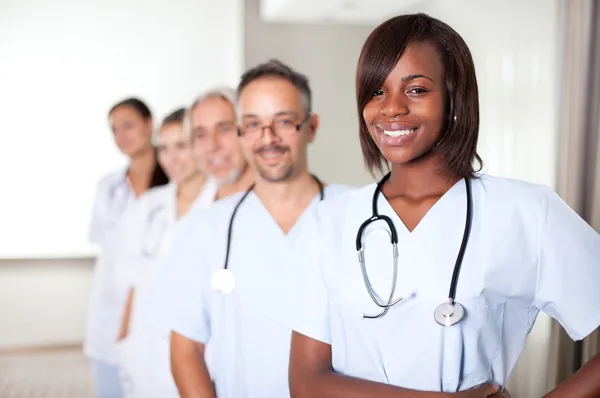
left=259, top=0, right=451, bottom=25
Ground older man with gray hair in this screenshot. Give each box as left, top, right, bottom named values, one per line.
left=187, top=87, right=254, bottom=199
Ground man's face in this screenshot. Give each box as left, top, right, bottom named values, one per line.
left=190, top=97, right=247, bottom=184
left=237, top=77, right=317, bottom=183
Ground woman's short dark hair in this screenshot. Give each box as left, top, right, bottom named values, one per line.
left=108, top=97, right=169, bottom=188
left=357, top=13, right=482, bottom=178
left=109, top=97, right=152, bottom=120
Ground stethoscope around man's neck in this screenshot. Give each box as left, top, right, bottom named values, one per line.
left=356, top=172, right=473, bottom=326
left=210, top=175, right=325, bottom=294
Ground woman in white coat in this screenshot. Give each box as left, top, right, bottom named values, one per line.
left=116, top=108, right=218, bottom=398
left=85, top=98, right=169, bottom=398
left=284, top=13, right=600, bottom=398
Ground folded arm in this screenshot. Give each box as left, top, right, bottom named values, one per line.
left=289, top=332, right=500, bottom=398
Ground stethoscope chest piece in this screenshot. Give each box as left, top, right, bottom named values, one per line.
left=211, top=269, right=236, bottom=294
left=434, top=300, right=465, bottom=327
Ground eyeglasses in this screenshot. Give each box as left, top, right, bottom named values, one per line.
left=238, top=114, right=309, bottom=138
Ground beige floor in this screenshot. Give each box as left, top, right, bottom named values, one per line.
left=0, top=349, right=94, bottom=398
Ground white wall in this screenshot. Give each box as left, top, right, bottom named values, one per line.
left=0, top=259, right=93, bottom=349
left=0, top=0, right=244, bottom=347
left=0, top=0, right=244, bottom=259
left=422, top=0, right=562, bottom=188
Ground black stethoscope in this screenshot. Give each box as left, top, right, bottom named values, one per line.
left=356, top=172, right=473, bottom=326
left=210, top=175, right=325, bottom=294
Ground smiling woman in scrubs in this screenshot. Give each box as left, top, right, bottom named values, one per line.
left=116, top=107, right=217, bottom=398
left=85, top=98, right=169, bottom=398
left=284, top=13, right=600, bottom=398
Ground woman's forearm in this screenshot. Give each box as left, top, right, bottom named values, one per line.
left=291, top=371, right=498, bottom=398
left=117, top=288, right=134, bottom=340
left=543, top=352, right=600, bottom=398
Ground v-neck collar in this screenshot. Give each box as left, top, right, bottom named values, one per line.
left=246, top=189, right=324, bottom=239
left=377, top=178, right=466, bottom=236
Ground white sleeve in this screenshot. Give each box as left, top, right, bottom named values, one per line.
left=149, top=220, right=212, bottom=344
left=534, top=186, right=600, bottom=341
left=89, top=180, right=105, bottom=245
left=280, top=209, right=332, bottom=344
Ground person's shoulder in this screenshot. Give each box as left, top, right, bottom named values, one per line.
left=182, top=191, right=245, bottom=230
left=474, top=173, right=549, bottom=207
left=97, top=167, right=126, bottom=187
left=314, top=181, right=378, bottom=221
left=473, top=174, right=557, bottom=233
left=322, top=183, right=358, bottom=199
left=142, top=183, right=175, bottom=203
left=322, top=181, right=376, bottom=204
left=207, top=191, right=247, bottom=217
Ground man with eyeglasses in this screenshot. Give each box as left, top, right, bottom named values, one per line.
left=151, top=59, right=353, bottom=397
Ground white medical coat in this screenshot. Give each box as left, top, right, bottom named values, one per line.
left=152, top=183, right=353, bottom=398
left=117, top=178, right=218, bottom=398
left=280, top=174, right=600, bottom=392
left=84, top=168, right=153, bottom=364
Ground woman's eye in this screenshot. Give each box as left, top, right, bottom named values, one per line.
left=373, top=89, right=385, bottom=96
left=408, top=87, right=427, bottom=94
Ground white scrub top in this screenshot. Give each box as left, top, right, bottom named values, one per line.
left=84, top=168, right=153, bottom=364
left=117, top=177, right=218, bottom=398
left=279, top=174, right=600, bottom=393
left=152, top=183, right=353, bottom=398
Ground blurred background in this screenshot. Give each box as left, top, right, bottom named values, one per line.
left=0, top=0, right=598, bottom=396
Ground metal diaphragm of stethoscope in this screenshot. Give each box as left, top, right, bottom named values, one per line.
left=356, top=172, right=473, bottom=327
left=210, top=176, right=325, bottom=294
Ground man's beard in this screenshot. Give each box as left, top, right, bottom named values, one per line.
left=214, top=165, right=244, bottom=186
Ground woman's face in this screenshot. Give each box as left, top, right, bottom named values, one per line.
left=362, top=41, right=446, bottom=166
left=109, top=106, right=154, bottom=157
left=157, top=122, right=199, bottom=184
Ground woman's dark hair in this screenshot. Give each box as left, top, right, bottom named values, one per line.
left=161, top=107, right=187, bottom=126
left=357, top=13, right=482, bottom=178
left=109, top=97, right=152, bottom=120
left=108, top=97, right=169, bottom=188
